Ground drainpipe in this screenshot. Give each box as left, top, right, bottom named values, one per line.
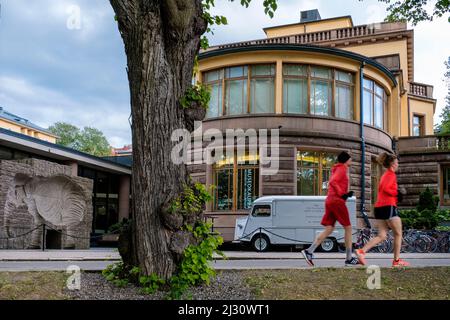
left=360, top=62, right=372, bottom=229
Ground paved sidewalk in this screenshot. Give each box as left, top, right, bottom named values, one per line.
left=0, top=249, right=121, bottom=261
left=214, top=252, right=450, bottom=260
left=1, top=249, right=449, bottom=261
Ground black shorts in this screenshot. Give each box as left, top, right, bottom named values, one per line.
left=374, top=206, right=399, bottom=220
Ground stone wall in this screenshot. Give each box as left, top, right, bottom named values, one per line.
left=0, top=159, right=93, bottom=249
left=397, top=152, right=447, bottom=208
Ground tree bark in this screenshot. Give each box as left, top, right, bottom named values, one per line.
left=110, top=0, right=207, bottom=279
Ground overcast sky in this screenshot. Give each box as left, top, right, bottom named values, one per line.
left=0, top=0, right=448, bottom=147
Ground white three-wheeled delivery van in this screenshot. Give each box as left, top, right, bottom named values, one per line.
left=234, top=196, right=357, bottom=252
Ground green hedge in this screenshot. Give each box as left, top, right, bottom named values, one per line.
left=399, top=187, right=450, bottom=230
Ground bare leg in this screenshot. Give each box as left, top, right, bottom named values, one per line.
left=308, top=225, right=335, bottom=253
left=344, top=225, right=353, bottom=250
left=361, top=220, right=388, bottom=254
left=387, top=217, right=403, bottom=261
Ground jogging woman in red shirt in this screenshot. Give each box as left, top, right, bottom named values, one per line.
left=355, top=153, right=410, bottom=267
left=301, top=151, right=360, bottom=266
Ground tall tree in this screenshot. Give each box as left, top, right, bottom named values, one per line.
left=109, top=0, right=276, bottom=279
left=436, top=57, right=450, bottom=134
left=48, top=122, right=112, bottom=156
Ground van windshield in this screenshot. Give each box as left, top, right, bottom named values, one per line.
left=252, top=205, right=271, bottom=217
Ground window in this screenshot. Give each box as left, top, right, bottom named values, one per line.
left=297, top=151, right=338, bottom=196
left=213, top=152, right=259, bottom=211
left=283, top=64, right=308, bottom=114
left=252, top=205, right=271, bottom=217
left=225, top=66, right=248, bottom=115
left=363, top=78, right=387, bottom=129
left=213, top=155, right=234, bottom=211
left=250, top=65, right=275, bottom=114
left=283, top=65, right=354, bottom=120
left=204, top=69, right=223, bottom=118
left=412, top=115, right=425, bottom=136
left=310, top=67, right=332, bottom=116
left=335, top=71, right=354, bottom=120
left=204, top=64, right=275, bottom=118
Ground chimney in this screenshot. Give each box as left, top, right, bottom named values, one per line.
left=300, top=9, right=321, bottom=23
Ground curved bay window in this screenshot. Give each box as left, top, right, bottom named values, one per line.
left=213, top=152, right=259, bottom=211
left=283, top=64, right=354, bottom=120
left=363, top=78, right=388, bottom=129
left=297, top=151, right=338, bottom=196
left=203, top=64, right=275, bottom=118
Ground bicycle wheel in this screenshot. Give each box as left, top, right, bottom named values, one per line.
left=413, top=238, right=429, bottom=253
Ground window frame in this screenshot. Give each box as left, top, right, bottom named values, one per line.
left=203, top=64, right=276, bottom=118
left=412, top=113, right=425, bottom=137
left=363, top=77, right=388, bottom=130
left=296, top=150, right=339, bottom=196
left=282, top=64, right=355, bottom=120
left=212, top=151, right=260, bottom=212
left=251, top=204, right=272, bottom=218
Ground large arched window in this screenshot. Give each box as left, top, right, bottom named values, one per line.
left=283, top=64, right=354, bottom=120
left=363, top=78, right=388, bottom=129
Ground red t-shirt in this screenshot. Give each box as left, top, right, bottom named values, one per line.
left=375, top=169, right=398, bottom=207
left=326, top=163, right=349, bottom=202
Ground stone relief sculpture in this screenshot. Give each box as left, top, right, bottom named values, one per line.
left=4, top=174, right=87, bottom=248
left=0, top=159, right=93, bottom=249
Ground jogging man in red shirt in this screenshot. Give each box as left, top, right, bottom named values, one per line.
left=301, top=151, right=361, bottom=266
left=355, top=153, right=410, bottom=267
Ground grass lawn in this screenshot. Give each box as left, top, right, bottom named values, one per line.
left=0, top=272, right=69, bottom=300
left=0, top=268, right=449, bottom=300
left=244, top=267, right=450, bottom=300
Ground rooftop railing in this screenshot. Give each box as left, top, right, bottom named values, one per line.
left=409, top=82, right=434, bottom=99
left=205, top=22, right=407, bottom=52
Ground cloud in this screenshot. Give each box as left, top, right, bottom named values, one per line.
left=0, top=75, right=131, bottom=148
left=0, top=0, right=130, bottom=147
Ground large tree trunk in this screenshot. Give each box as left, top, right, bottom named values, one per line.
left=110, top=0, right=207, bottom=279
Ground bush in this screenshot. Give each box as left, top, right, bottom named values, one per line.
left=102, top=262, right=139, bottom=287
left=416, top=187, right=439, bottom=212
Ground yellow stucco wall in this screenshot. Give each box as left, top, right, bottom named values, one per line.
left=265, top=17, right=353, bottom=38
left=407, top=97, right=435, bottom=136
left=0, top=118, right=57, bottom=143
left=344, top=39, right=409, bottom=84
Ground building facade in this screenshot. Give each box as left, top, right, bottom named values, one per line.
left=189, top=10, right=439, bottom=241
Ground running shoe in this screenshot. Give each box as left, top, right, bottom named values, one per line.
left=301, top=250, right=314, bottom=267
left=345, top=257, right=362, bottom=266
left=355, top=249, right=367, bottom=265
left=392, top=259, right=410, bottom=268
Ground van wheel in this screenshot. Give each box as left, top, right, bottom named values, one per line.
left=252, top=234, right=270, bottom=252
left=320, top=238, right=337, bottom=252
